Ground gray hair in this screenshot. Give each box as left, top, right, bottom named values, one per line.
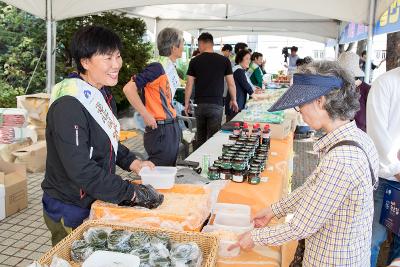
left=298, top=60, right=360, bottom=120
left=157, top=28, right=183, bottom=57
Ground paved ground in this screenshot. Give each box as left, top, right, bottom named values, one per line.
left=0, top=133, right=386, bottom=266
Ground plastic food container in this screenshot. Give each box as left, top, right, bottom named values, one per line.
left=214, top=213, right=253, bottom=233
left=219, top=240, right=240, bottom=258
left=139, top=166, right=177, bottom=189
left=213, top=203, right=251, bottom=218
left=82, top=250, right=140, bottom=267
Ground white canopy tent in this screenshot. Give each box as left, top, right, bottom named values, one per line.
left=2, top=0, right=393, bottom=91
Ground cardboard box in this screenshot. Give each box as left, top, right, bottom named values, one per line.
left=0, top=159, right=27, bottom=220
left=28, top=125, right=46, bottom=141
left=12, top=140, right=46, bottom=172
left=17, top=93, right=50, bottom=127
left=0, top=139, right=32, bottom=163
left=247, top=119, right=292, bottom=140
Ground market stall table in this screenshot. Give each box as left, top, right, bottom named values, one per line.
left=186, top=125, right=294, bottom=267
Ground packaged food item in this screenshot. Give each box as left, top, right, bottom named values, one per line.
left=83, top=227, right=112, bottom=249
left=107, top=230, right=132, bottom=252
left=71, top=240, right=94, bottom=262
left=129, top=231, right=152, bottom=249
left=170, top=242, right=202, bottom=267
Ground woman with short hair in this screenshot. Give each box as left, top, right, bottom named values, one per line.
left=249, top=52, right=264, bottom=88
left=231, top=60, right=379, bottom=266
left=123, top=27, right=183, bottom=166
left=225, top=49, right=258, bottom=122
left=43, top=26, right=163, bottom=246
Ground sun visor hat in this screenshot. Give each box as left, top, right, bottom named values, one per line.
left=268, top=74, right=344, bottom=112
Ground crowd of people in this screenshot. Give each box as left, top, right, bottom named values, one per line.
left=40, top=25, right=399, bottom=266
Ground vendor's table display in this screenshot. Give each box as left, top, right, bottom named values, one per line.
left=90, top=184, right=211, bottom=232
left=38, top=220, right=218, bottom=267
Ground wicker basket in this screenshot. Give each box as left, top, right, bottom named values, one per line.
left=38, top=220, right=218, bottom=267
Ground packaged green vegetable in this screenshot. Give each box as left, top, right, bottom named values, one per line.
left=70, top=240, right=94, bottom=262
left=107, top=230, right=132, bottom=252
left=149, top=242, right=171, bottom=266
left=129, top=231, right=151, bottom=249
left=83, top=227, right=111, bottom=249
left=170, top=242, right=202, bottom=267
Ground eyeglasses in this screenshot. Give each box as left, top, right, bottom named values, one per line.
left=294, top=106, right=300, bottom=112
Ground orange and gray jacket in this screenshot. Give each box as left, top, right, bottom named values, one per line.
left=133, top=62, right=177, bottom=120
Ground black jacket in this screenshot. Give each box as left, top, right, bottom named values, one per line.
left=225, top=68, right=254, bottom=116
left=42, top=89, right=137, bottom=209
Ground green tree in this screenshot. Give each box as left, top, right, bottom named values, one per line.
left=0, top=3, right=46, bottom=94
left=0, top=4, right=151, bottom=110
left=56, top=12, right=152, bottom=110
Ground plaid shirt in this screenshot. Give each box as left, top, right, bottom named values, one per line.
left=252, top=121, right=379, bottom=266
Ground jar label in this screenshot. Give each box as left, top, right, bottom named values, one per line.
left=220, top=173, right=226, bottom=180
left=232, top=175, right=243, bottom=182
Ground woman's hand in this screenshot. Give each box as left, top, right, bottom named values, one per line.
left=130, top=159, right=155, bottom=174
left=252, top=206, right=274, bottom=228
left=228, top=231, right=255, bottom=251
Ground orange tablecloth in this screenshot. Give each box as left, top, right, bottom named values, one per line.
left=216, top=134, right=294, bottom=267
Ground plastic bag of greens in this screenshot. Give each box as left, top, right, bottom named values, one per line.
left=129, top=231, right=151, bottom=249
left=149, top=242, right=171, bottom=266
left=150, top=233, right=171, bottom=250
left=71, top=240, right=94, bottom=262
left=170, top=242, right=202, bottom=267
left=130, top=245, right=151, bottom=265
left=107, top=230, right=132, bottom=252
left=83, top=227, right=112, bottom=249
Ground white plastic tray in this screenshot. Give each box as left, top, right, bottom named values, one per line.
left=82, top=250, right=140, bottom=267
left=214, top=213, right=253, bottom=234
left=139, top=166, right=177, bottom=189
left=213, top=203, right=251, bottom=218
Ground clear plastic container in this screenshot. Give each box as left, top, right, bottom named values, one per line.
left=219, top=240, right=240, bottom=258
left=139, top=167, right=177, bottom=189
left=213, top=213, right=253, bottom=233
left=213, top=203, right=251, bottom=218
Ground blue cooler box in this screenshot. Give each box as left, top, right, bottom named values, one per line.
left=380, top=183, right=400, bottom=236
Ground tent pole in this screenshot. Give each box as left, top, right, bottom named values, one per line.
left=365, top=0, right=376, bottom=83
left=154, top=17, right=159, bottom=57
left=46, top=0, right=56, bottom=94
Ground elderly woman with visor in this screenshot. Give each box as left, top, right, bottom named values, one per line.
left=230, top=61, right=379, bottom=267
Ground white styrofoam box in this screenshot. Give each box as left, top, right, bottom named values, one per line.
left=139, top=166, right=177, bottom=189
left=0, top=185, right=5, bottom=220
left=83, top=251, right=140, bottom=267
left=213, top=203, right=251, bottom=218
left=219, top=239, right=240, bottom=258
left=214, top=213, right=253, bottom=234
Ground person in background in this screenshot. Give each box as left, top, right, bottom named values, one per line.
left=367, top=66, right=400, bottom=266
left=359, top=50, right=385, bottom=82
left=225, top=49, right=258, bottom=122
left=234, top=42, right=248, bottom=55
left=221, top=44, right=233, bottom=58
left=184, top=32, right=238, bottom=149
left=249, top=52, right=264, bottom=88
left=221, top=44, right=234, bottom=103
left=231, top=60, right=379, bottom=266
left=338, top=51, right=370, bottom=132
left=42, top=26, right=163, bottom=246
left=191, top=48, right=200, bottom=58
left=123, top=27, right=183, bottom=166
left=286, top=46, right=299, bottom=75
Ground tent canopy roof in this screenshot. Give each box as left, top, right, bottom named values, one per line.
left=2, top=0, right=393, bottom=42
left=4, top=0, right=392, bottom=24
